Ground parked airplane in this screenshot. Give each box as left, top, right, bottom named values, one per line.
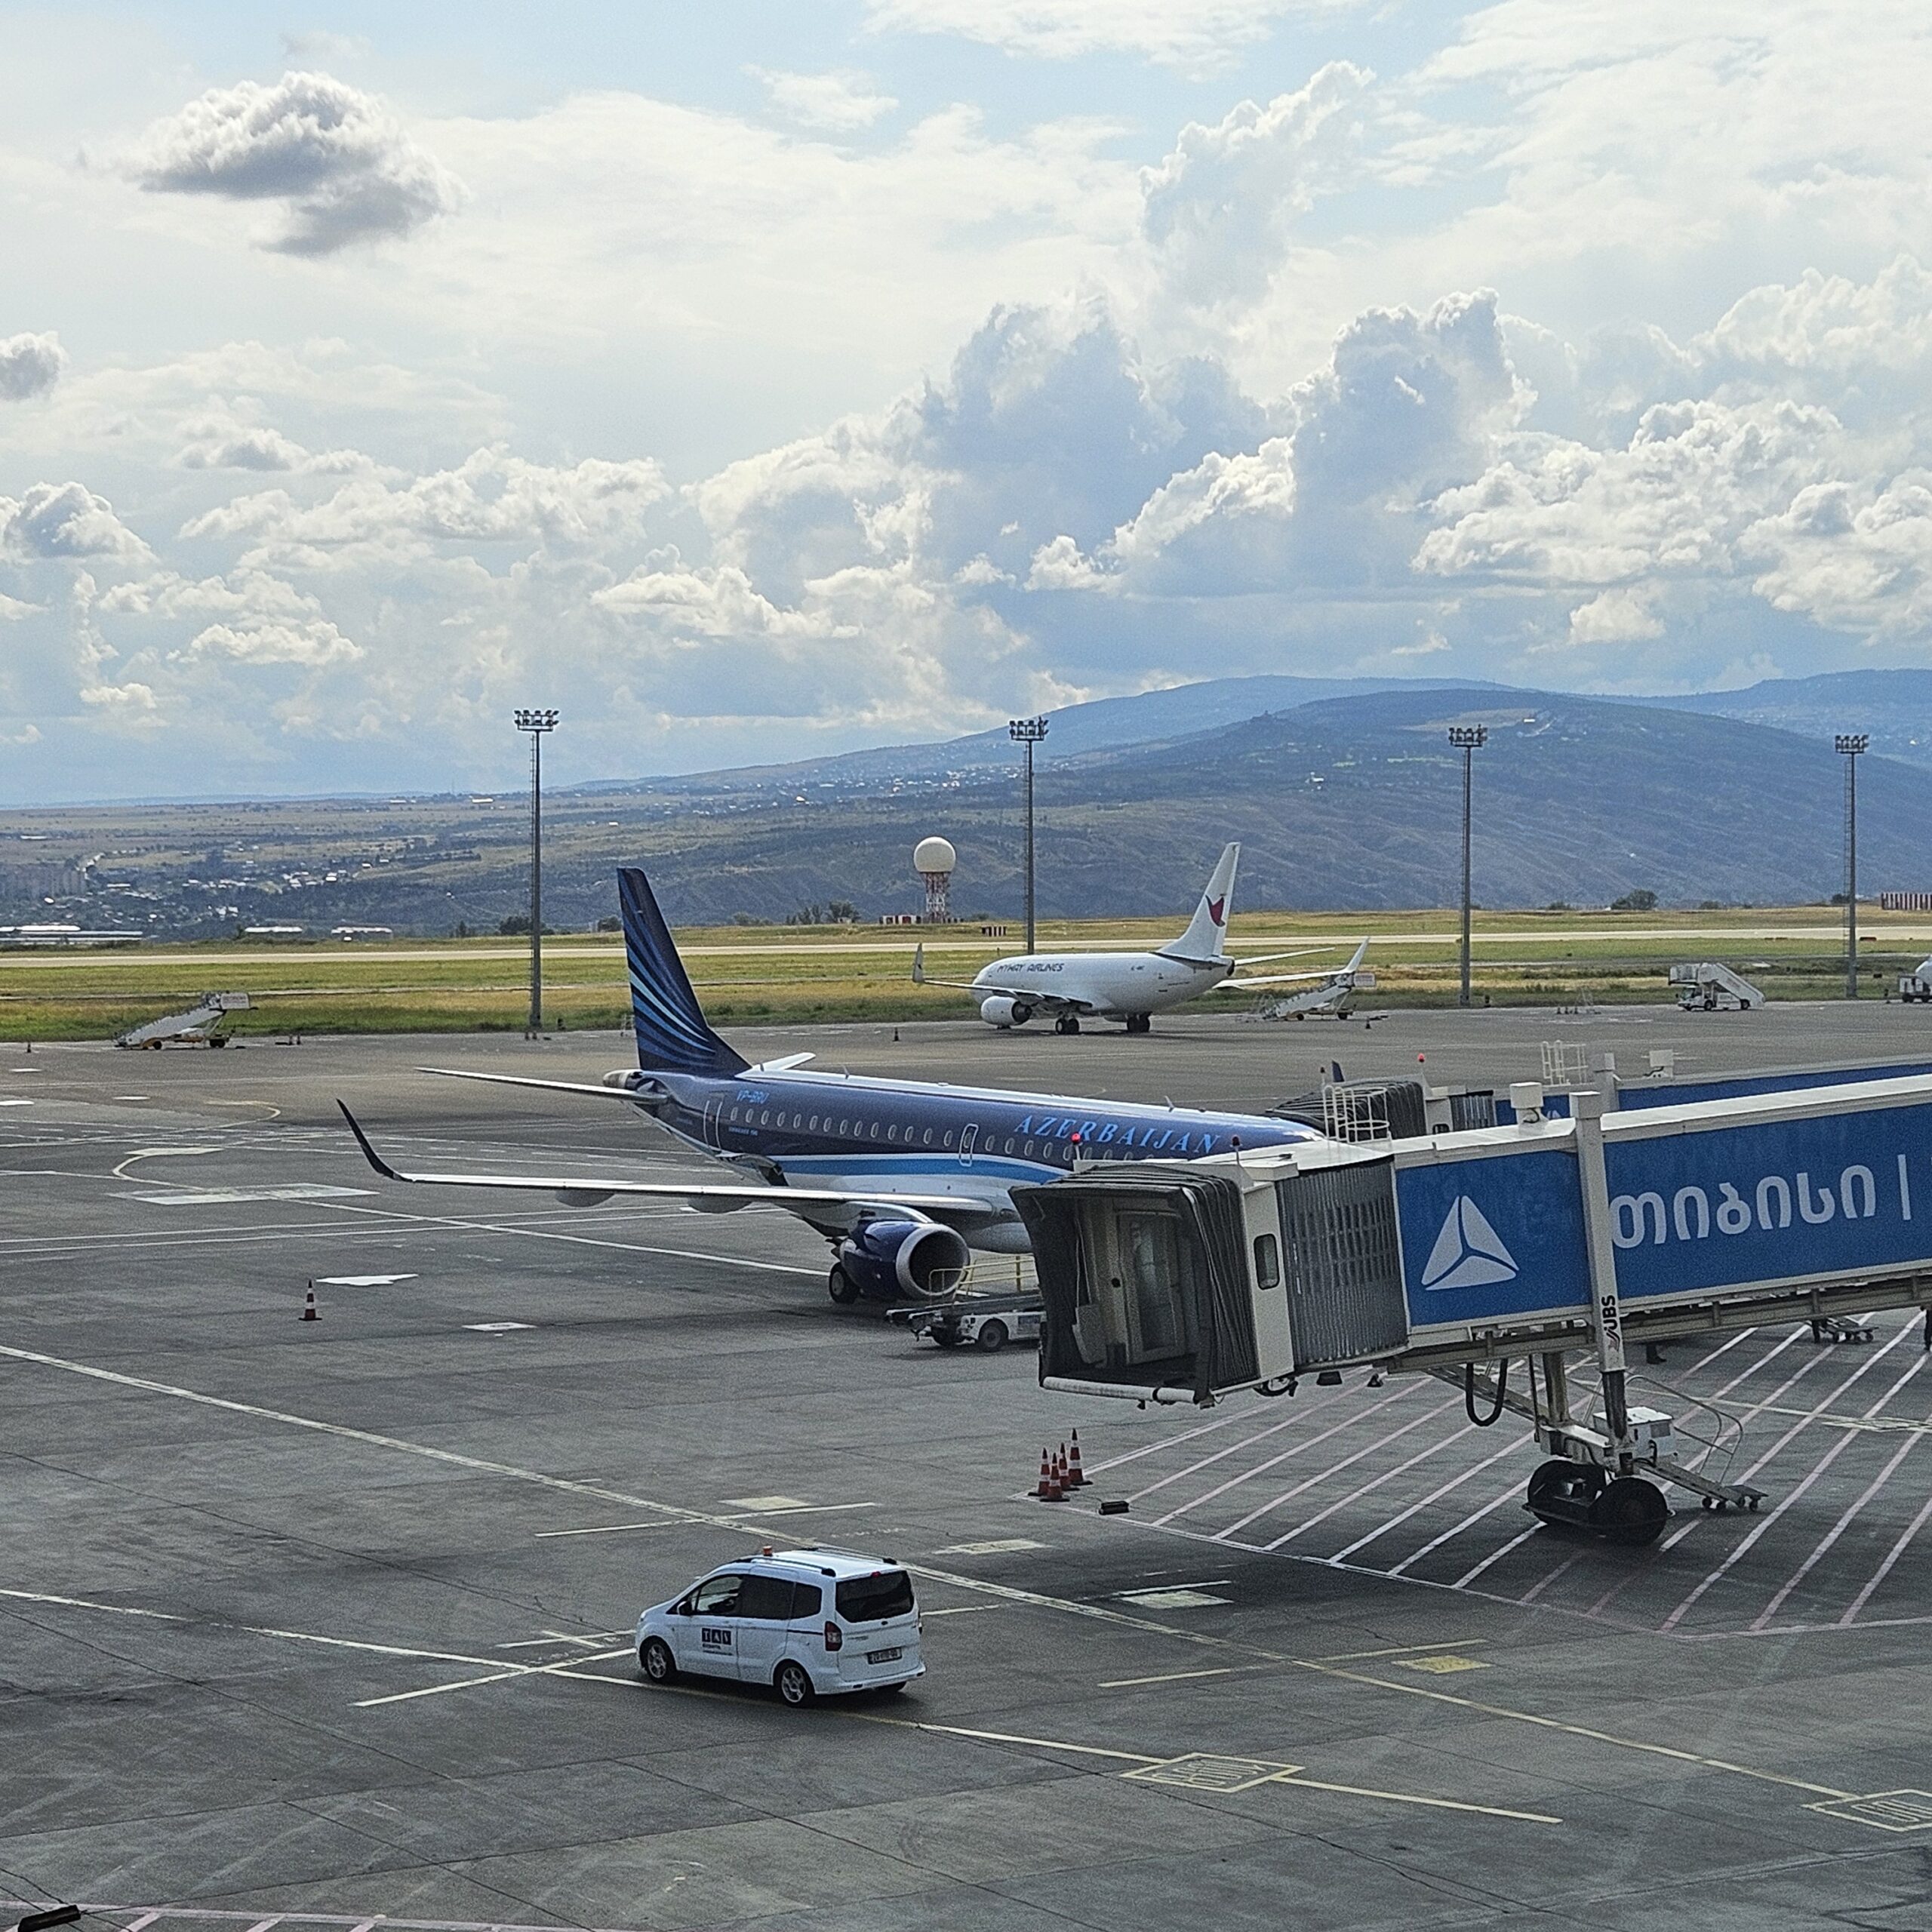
left=1231, top=939, right=1375, bottom=1020
left=339, top=866, right=1322, bottom=1303
left=910, top=841, right=1327, bottom=1034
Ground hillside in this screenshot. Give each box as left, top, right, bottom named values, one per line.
left=1636, top=670, right=1932, bottom=768
left=4, top=674, right=1927, bottom=934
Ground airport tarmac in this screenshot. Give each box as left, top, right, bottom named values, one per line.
left=11, top=1004, right=1932, bottom=1929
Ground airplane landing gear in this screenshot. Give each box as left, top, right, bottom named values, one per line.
left=1124, top=1014, right=1151, bottom=1035
left=1054, top=1014, right=1081, bottom=1035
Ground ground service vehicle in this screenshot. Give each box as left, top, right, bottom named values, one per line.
left=635, top=1548, right=923, bottom=1704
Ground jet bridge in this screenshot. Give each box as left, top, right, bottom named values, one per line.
left=1016, top=1073, right=1932, bottom=1545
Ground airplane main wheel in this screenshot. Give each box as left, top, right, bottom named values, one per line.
left=1125, top=1014, right=1151, bottom=1034
left=1589, top=1475, right=1669, bottom=1546
left=826, top=1264, right=860, bottom=1305
left=1054, top=1015, right=1081, bottom=1035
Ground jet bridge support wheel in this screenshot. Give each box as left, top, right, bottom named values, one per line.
left=1589, top=1475, right=1669, bottom=1546
left=1525, top=1458, right=1605, bottom=1532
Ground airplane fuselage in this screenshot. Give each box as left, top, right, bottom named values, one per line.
left=972, top=949, right=1229, bottom=1025
left=636, top=1062, right=1316, bottom=1250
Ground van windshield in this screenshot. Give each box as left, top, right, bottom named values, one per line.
left=835, top=1570, right=915, bottom=1623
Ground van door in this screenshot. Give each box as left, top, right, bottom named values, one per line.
left=731, top=1573, right=798, bottom=1686
left=672, top=1572, right=745, bottom=1678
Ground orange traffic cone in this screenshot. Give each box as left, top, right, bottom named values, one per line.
left=1034, top=1449, right=1054, bottom=1499
left=300, top=1286, right=319, bottom=1322
left=1066, top=1430, right=1087, bottom=1487
left=1056, top=1443, right=1070, bottom=1487
left=1041, top=1462, right=1064, bottom=1502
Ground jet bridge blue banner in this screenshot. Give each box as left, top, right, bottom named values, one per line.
left=1396, top=1095, right=1932, bottom=1330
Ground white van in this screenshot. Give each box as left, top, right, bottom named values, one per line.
left=635, top=1547, right=924, bottom=1705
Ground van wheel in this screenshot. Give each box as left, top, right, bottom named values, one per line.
left=975, top=1320, right=1008, bottom=1352
left=827, top=1264, right=860, bottom=1305
left=775, top=1660, right=815, bottom=1706
left=639, top=1638, right=675, bottom=1684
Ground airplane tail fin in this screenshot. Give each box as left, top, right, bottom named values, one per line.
left=1345, top=939, right=1368, bottom=976
left=617, top=868, right=748, bottom=1078
left=1162, top=842, right=1240, bottom=962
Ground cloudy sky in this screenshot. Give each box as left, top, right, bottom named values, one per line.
left=4, top=1, right=1931, bottom=801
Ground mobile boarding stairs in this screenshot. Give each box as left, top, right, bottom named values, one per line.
left=1016, top=1074, right=1932, bottom=1546
left=115, top=991, right=251, bottom=1048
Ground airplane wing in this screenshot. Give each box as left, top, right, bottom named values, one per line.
left=420, top=1066, right=657, bottom=1098
left=910, top=948, right=1092, bottom=1014
left=337, top=1103, right=1011, bottom=1233
left=1208, top=968, right=1347, bottom=991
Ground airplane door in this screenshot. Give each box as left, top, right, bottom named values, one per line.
left=703, top=1095, right=723, bottom=1148
left=960, top=1124, right=977, bottom=1168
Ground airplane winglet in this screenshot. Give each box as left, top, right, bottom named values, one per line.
left=912, top=943, right=925, bottom=986
left=337, top=1100, right=404, bottom=1181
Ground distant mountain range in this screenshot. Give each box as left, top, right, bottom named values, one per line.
left=585, top=681, right=1932, bottom=923
left=9, top=668, right=1932, bottom=931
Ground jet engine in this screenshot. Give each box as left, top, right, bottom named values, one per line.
left=834, top=1218, right=971, bottom=1299
left=980, top=994, right=1035, bottom=1028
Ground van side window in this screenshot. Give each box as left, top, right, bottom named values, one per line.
left=735, top=1575, right=795, bottom=1620
left=788, top=1581, right=823, bottom=1620
left=1254, top=1232, right=1281, bottom=1290
left=691, top=1574, right=744, bottom=1617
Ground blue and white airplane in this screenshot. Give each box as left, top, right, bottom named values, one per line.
left=340, top=866, right=1321, bottom=1303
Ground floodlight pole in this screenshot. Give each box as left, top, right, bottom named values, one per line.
left=1010, top=715, right=1048, bottom=953
left=1838, top=732, right=1868, bottom=1000
left=1449, top=725, right=1487, bottom=1008
left=515, top=708, right=559, bottom=1035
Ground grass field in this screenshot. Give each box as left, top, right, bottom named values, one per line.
left=2, top=906, right=1927, bottom=1041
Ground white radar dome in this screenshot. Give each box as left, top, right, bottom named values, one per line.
left=913, top=836, right=957, bottom=874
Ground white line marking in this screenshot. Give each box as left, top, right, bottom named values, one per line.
left=1841, top=1475, right=1932, bottom=1626
left=1268, top=1420, right=1478, bottom=1552
left=1388, top=1475, right=1524, bottom=1578
left=354, top=1646, right=635, bottom=1707
left=1327, top=1435, right=1524, bottom=1565
left=1660, top=1327, right=1928, bottom=1633
left=1152, top=1387, right=1417, bottom=1528
left=1751, top=1426, right=1928, bottom=1631
left=1211, top=1395, right=1459, bottom=1541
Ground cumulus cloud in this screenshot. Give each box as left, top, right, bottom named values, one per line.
left=1041, top=289, right=1518, bottom=593
left=866, top=0, right=1346, bottom=72
left=1141, top=63, right=1368, bottom=307
left=750, top=67, right=897, bottom=131
left=1, top=483, right=149, bottom=563
left=0, top=333, right=68, bottom=402
left=177, top=616, right=362, bottom=666
left=174, top=413, right=374, bottom=473
left=594, top=556, right=838, bottom=638
left=1567, top=586, right=1664, bottom=646
left=124, top=70, right=463, bottom=255
left=181, top=448, right=669, bottom=566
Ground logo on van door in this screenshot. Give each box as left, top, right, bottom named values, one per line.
left=700, top=1626, right=734, bottom=1651
left=1421, top=1195, right=1519, bottom=1292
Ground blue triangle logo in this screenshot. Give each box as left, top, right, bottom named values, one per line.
left=1421, top=1195, right=1519, bottom=1291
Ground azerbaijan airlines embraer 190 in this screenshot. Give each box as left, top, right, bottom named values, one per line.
left=339, top=866, right=1322, bottom=1303
left=912, top=841, right=1367, bottom=1032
